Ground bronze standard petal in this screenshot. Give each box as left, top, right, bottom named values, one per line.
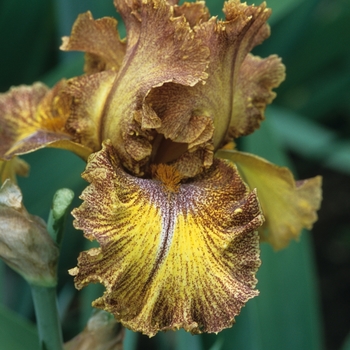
left=145, top=1, right=284, bottom=177
left=0, top=81, right=91, bottom=161
left=173, top=2, right=210, bottom=27
left=228, top=53, right=286, bottom=139
left=63, top=71, right=117, bottom=152
left=103, top=0, right=210, bottom=175
left=217, top=149, right=322, bottom=250
left=56, top=0, right=212, bottom=175
left=70, top=140, right=264, bottom=336
left=60, top=12, right=126, bottom=74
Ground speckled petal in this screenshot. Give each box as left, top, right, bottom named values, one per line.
left=71, top=140, right=264, bottom=336
left=63, top=71, right=117, bottom=152
left=173, top=2, right=210, bottom=27
left=217, top=149, right=322, bottom=250
left=0, top=82, right=91, bottom=161
left=101, top=0, right=211, bottom=175
left=228, top=53, right=286, bottom=139
left=146, top=1, right=281, bottom=177
left=60, top=12, right=126, bottom=74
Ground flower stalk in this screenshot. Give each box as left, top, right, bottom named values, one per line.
left=31, top=285, right=63, bottom=350
left=30, top=188, right=74, bottom=350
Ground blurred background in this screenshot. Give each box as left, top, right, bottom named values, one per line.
left=0, top=0, right=349, bottom=349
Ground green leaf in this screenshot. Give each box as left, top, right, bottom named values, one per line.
left=247, top=0, right=308, bottom=24
left=0, top=304, right=39, bottom=350
left=41, top=56, right=85, bottom=88
left=208, top=337, right=224, bottom=350
left=342, top=330, right=350, bottom=350
left=174, top=330, right=203, bottom=350
left=268, top=106, right=350, bottom=175
left=124, top=330, right=138, bottom=350
left=0, top=0, right=56, bottom=90
left=268, top=106, right=335, bottom=160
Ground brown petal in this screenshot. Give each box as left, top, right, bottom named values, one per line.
left=0, top=82, right=48, bottom=158
left=145, top=1, right=278, bottom=177
left=173, top=2, right=210, bottom=27
left=217, top=149, right=322, bottom=250
left=228, top=53, right=286, bottom=139
left=0, top=82, right=91, bottom=161
left=101, top=0, right=210, bottom=175
left=60, top=12, right=126, bottom=74
left=63, top=71, right=117, bottom=152
left=70, top=140, right=263, bottom=336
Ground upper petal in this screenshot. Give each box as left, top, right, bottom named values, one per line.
left=62, top=0, right=211, bottom=176
left=217, top=149, right=322, bottom=250
left=228, top=53, right=286, bottom=139
left=60, top=12, right=126, bottom=74
left=71, top=140, right=263, bottom=336
left=63, top=71, right=117, bottom=152
left=103, top=0, right=211, bottom=174
left=145, top=1, right=281, bottom=176
left=62, top=0, right=283, bottom=179
left=173, top=2, right=210, bottom=27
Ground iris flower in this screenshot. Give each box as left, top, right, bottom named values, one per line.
left=0, top=0, right=321, bottom=337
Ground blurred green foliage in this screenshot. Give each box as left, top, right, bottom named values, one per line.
left=1, top=0, right=349, bottom=349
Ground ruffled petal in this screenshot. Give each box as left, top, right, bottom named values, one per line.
left=0, top=82, right=91, bottom=161
left=61, top=1, right=283, bottom=178
left=60, top=12, right=126, bottom=74
left=70, top=140, right=263, bottom=336
left=173, top=2, right=210, bottom=27
left=228, top=53, right=286, bottom=138
left=217, top=149, right=322, bottom=250
left=145, top=1, right=280, bottom=176
left=63, top=71, right=117, bottom=152
left=102, top=0, right=210, bottom=174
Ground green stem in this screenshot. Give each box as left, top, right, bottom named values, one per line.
left=31, top=285, right=63, bottom=350
left=30, top=189, right=74, bottom=350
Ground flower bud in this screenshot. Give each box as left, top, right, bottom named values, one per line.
left=0, top=180, right=59, bottom=286
left=64, top=310, right=123, bottom=350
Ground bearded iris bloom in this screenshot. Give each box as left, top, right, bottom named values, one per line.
left=0, top=0, right=321, bottom=337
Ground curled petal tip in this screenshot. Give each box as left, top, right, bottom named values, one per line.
left=217, top=150, right=322, bottom=250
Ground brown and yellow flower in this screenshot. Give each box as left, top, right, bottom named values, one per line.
left=0, top=0, right=322, bottom=336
